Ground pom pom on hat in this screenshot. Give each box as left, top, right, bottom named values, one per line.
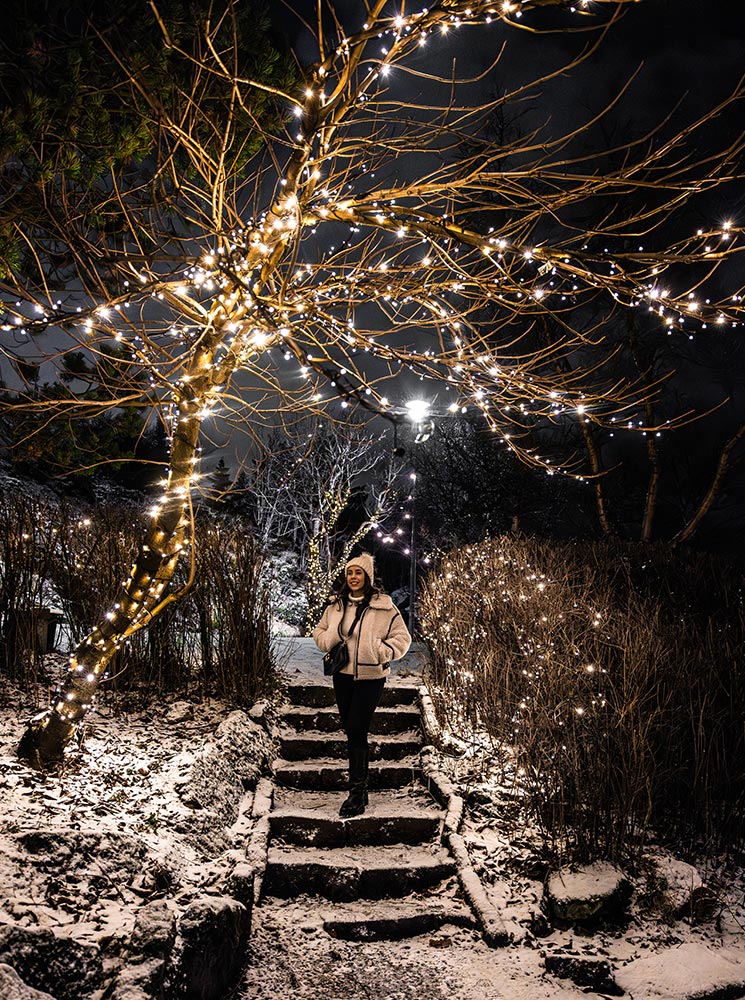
left=345, top=552, right=374, bottom=583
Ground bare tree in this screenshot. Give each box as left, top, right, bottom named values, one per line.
left=3, top=0, right=744, bottom=763
left=247, top=419, right=401, bottom=628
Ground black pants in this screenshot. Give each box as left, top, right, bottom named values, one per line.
left=333, top=673, right=386, bottom=751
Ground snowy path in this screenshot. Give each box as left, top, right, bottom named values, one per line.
left=238, top=896, right=580, bottom=1000
left=236, top=648, right=576, bottom=1000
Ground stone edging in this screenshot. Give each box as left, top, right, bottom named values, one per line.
left=245, top=776, right=274, bottom=905
left=419, top=687, right=511, bottom=947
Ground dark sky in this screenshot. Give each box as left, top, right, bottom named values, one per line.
left=276, top=0, right=745, bottom=128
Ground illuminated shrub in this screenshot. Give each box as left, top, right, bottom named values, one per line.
left=420, top=536, right=745, bottom=860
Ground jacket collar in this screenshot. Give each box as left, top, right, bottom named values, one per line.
left=335, top=592, right=392, bottom=611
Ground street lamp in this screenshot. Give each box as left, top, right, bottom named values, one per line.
left=405, top=399, right=433, bottom=443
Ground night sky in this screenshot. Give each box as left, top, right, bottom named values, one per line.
left=2, top=0, right=744, bottom=544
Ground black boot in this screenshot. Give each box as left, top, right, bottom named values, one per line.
left=339, top=747, right=367, bottom=818
left=361, top=746, right=370, bottom=806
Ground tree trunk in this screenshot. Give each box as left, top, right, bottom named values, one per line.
left=18, top=376, right=208, bottom=766
left=673, top=421, right=745, bottom=544
left=579, top=420, right=614, bottom=537
left=640, top=432, right=660, bottom=542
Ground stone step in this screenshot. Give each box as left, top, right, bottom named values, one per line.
left=319, top=899, right=476, bottom=941
left=257, top=897, right=475, bottom=941
left=286, top=683, right=419, bottom=709
left=274, top=758, right=420, bottom=791
left=263, top=844, right=457, bottom=902
left=281, top=704, right=421, bottom=735
left=278, top=731, right=421, bottom=762
left=270, top=790, right=442, bottom=847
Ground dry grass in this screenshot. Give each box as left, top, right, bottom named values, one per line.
left=419, top=536, right=745, bottom=862
left=0, top=494, right=279, bottom=706
left=0, top=495, right=57, bottom=685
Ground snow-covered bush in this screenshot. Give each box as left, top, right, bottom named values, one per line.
left=263, top=549, right=307, bottom=633
left=419, top=536, right=745, bottom=862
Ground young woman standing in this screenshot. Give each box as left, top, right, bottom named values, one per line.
left=312, top=553, right=411, bottom=817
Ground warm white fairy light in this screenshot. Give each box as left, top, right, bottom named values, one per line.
left=11, top=0, right=744, bottom=760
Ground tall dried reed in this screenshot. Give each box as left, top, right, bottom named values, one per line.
left=0, top=495, right=58, bottom=685
left=419, top=536, right=745, bottom=861
left=1, top=496, right=278, bottom=707
left=191, top=518, right=278, bottom=705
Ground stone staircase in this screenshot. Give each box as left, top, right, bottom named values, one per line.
left=258, top=681, right=475, bottom=941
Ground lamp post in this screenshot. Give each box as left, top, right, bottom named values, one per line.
left=407, top=469, right=417, bottom=636
left=404, top=399, right=432, bottom=635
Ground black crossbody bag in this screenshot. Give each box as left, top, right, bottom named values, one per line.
left=323, top=600, right=366, bottom=676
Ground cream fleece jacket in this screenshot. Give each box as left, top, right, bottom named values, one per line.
left=312, top=592, right=412, bottom=679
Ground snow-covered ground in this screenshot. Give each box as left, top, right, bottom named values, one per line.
left=0, top=644, right=743, bottom=1000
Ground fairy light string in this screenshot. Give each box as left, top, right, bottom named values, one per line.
left=7, top=0, right=744, bottom=759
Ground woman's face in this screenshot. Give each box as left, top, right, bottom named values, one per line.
left=346, top=565, right=366, bottom=596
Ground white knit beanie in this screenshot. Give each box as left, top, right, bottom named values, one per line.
left=345, top=552, right=374, bottom=583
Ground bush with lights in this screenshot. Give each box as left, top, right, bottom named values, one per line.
left=420, top=535, right=745, bottom=861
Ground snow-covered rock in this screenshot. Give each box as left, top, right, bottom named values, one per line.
left=545, top=861, right=632, bottom=923
left=110, top=902, right=177, bottom=1000
left=167, top=894, right=251, bottom=1000
left=0, top=963, right=57, bottom=1000
left=248, top=700, right=269, bottom=725
left=177, top=711, right=271, bottom=830
left=544, top=952, right=619, bottom=993
left=615, top=941, right=745, bottom=1000
left=0, top=925, right=102, bottom=1000
left=165, top=701, right=196, bottom=724
left=649, top=851, right=705, bottom=918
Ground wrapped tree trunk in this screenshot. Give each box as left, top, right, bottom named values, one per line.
left=18, top=381, right=206, bottom=765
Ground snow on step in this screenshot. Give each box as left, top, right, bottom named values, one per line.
left=286, top=683, right=419, bottom=708
left=279, top=731, right=421, bottom=761
left=317, top=898, right=476, bottom=940
left=270, top=788, right=443, bottom=847
left=273, top=757, right=420, bottom=791
left=263, top=844, right=457, bottom=901
left=281, top=704, right=421, bottom=735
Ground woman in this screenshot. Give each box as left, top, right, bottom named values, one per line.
left=312, top=553, right=411, bottom=817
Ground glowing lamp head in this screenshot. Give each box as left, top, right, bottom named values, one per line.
left=405, top=398, right=430, bottom=423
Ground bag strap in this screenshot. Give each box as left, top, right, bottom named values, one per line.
left=346, top=599, right=367, bottom=637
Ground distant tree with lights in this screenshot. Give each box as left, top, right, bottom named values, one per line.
left=3, top=0, right=744, bottom=764
left=247, top=419, right=401, bottom=629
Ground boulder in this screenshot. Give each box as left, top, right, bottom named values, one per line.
left=108, top=961, right=165, bottom=1000
left=649, top=852, right=704, bottom=918
left=545, top=953, right=622, bottom=994
left=108, top=898, right=178, bottom=998
left=545, top=861, right=632, bottom=924
left=165, top=701, right=196, bottom=723
left=166, top=895, right=250, bottom=1000
left=248, top=700, right=268, bottom=725
left=0, top=963, right=58, bottom=1000
left=177, top=711, right=272, bottom=828
left=0, top=925, right=102, bottom=1000
left=647, top=852, right=718, bottom=923
left=615, top=941, right=745, bottom=999
left=128, top=898, right=178, bottom=959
